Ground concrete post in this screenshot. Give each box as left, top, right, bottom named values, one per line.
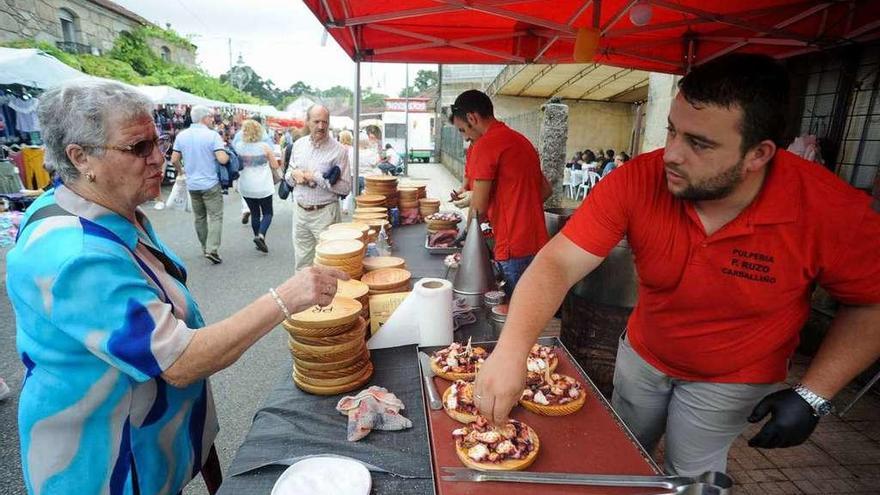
left=539, top=98, right=569, bottom=209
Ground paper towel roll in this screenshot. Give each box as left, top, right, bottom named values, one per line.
left=367, top=278, right=454, bottom=349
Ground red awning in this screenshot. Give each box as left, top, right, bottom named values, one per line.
left=303, top=0, right=880, bottom=73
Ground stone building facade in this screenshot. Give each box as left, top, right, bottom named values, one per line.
left=0, top=0, right=196, bottom=67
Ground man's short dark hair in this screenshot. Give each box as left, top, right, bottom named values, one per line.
left=449, top=89, right=494, bottom=123
left=385, top=143, right=392, bottom=149
left=678, top=53, right=789, bottom=154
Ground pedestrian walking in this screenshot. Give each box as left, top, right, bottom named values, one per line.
left=171, top=105, right=228, bottom=264
left=235, top=119, right=281, bottom=252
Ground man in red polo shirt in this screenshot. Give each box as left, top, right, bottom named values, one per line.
left=449, top=90, right=552, bottom=295
left=473, top=54, right=880, bottom=476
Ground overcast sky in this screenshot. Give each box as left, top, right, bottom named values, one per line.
left=114, top=0, right=437, bottom=96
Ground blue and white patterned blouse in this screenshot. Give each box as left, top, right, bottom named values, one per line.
left=6, top=186, right=218, bottom=495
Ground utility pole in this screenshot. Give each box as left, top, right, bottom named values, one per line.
left=228, top=38, right=232, bottom=70
left=404, top=63, right=410, bottom=176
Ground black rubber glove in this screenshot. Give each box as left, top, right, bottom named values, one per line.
left=747, top=388, right=819, bottom=449
left=453, top=231, right=467, bottom=247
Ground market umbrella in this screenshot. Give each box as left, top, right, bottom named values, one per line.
left=302, top=0, right=880, bottom=73
left=0, top=47, right=89, bottom=89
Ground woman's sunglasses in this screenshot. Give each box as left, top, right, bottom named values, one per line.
left=82, top=135, right=171, bottom=158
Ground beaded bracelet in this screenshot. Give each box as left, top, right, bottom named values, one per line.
left=268, top=288, right=291, bottom=320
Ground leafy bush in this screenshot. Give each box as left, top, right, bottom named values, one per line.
left=2, top=31, right=262, bottom=104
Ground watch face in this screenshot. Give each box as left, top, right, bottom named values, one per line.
left=816, top=401, right=835, bottom=416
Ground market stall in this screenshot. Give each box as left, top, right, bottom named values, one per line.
left=218, top=224, right=661, bottom=495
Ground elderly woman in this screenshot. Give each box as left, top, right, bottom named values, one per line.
left=234, top=119, right=280, bottom=252
left=6, top=80, right=345, bottom=494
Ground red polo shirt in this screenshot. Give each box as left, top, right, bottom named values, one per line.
left=562, top=148, right=880, bottom=383
left=469, top=121, right=549, bottom=261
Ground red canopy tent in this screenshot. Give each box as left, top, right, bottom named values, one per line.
left=304, top=0, right=880, bottom=74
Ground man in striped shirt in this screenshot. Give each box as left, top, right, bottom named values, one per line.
left=285, top=105, right=351, bottom=270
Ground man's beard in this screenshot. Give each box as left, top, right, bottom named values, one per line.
left=669, top=157, right=746, bottom=201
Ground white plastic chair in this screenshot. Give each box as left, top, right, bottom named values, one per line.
left=562, top=168, right=572, bottom=197
left=575, top=171, right=601, bottom=200
left=569, top=169, right=584, bottom=199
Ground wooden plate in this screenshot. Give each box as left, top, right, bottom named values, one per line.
left=361, top=268, right=411, bottom=290
left=354, top=207, right=387, bottom=214
left=356, top=193, right=386, bottom=202
left=293, top=361, right=374, bottom=395
left=353, top=213, right=388, bottom=221
left=294, top=345, right=369, bottom=371
left=319, top=229, right=364, bottom=243
left=290, top=318, right=367, bottom=356
left=329, top=222, right=370, bottom=234
left=314, top=254, right=364, bottom=266
left=293, top=361, right=369, bottom=387
left=419, top=198, right=441, bottom=205
left=288, top=296, right=362, bottom=329
left=366, top=175, right=398, bottom=181
left=316, top=239, right=365, bottom=260
left=362, top=256, right=406, bottom=272
left=337, top=278, right=370, bottom=300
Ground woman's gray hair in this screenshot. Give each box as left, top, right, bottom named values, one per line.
left=38, top=80, right=154, bottom=183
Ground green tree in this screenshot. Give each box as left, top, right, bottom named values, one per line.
left=400, top=69, right=438, bottom=97
left=361, top=87, right=389, bottom=111
left=287, top=81, right=316, bottom=98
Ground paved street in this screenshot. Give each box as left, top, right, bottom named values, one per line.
left=0, top=163, right=461, bottom=495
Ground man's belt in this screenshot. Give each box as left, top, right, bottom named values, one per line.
left=297, top=201, right=335, bottom=211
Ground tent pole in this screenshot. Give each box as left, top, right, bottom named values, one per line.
left=404, top=63, right=410, bottom=176
left=354, top=59, right=362, bottom=195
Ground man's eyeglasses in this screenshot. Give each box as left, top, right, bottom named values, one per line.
left=82, top=135, right=171, bottom=158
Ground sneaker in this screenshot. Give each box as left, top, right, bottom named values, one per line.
left=241, top=211, right=250, bottom=224
left=0, top=378, right=10, bottom=401
left=205, top=252, right=222, bottom=264
left=153, top=201, right=165, bottom=210
left=254, top=235, right=268, bottom=253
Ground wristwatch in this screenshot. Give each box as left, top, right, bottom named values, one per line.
left=793, top=383, right=835, bottom=417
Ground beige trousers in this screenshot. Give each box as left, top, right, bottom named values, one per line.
left=292, top=201, right=341, bottom=271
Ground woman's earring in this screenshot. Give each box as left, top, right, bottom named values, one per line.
left=86, top=172, right=96, bottom=183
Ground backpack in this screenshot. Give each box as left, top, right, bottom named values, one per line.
left=217, top=146, right=241, bottom=189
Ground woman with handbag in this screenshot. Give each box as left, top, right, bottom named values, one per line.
left=235, top=119, right=281, bottom=252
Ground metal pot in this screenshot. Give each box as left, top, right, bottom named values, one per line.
left=544, top=207, right=577, bottom=238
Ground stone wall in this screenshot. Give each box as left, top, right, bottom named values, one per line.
left=641, top=73, right=680, bottom=153
left=145, top=36, right=196, bottom=67
left=0, top=0, right=195, bottom=66
left=494, top=95, right=636, bottom=159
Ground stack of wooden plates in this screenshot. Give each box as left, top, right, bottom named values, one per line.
left=362, top=268, right=411, bottom=296
left=419, top=198, right=441, bottom=217
left=425, top=212, right=462, bottom=233
left=398, top=187, right=420, bottom=209
left=336, top=278, right=370, bottom=328
left=284, top=297, right=373, bottom=395
left=355, top=218, right=391, bottom=244
left=362, top=256, right=406, bottom=272
left=415, top=184, right=427, bottom=199
left=364, top=176, right=399, bottom=208
left=319, top=228, right=366, bottom=245
left=314, top=239, right=366, bottom=279
left=352, top=211, right=387, bottom=222
left=354, top=206, right=388, bottom=216
left=328, top=222, right=370, bottom=236
left=355, top=194, right=386, bottom=208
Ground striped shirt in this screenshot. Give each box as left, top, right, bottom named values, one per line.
left=7, top=186, right=218, bottom=495
left=286, top=135, right=351, bottom=206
